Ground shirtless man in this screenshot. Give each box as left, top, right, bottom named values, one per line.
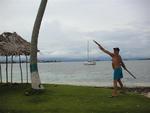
left=93, top=40, right=127, bottom=97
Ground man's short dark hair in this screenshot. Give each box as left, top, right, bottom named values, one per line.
left=113, top=47, right=120, bottom=52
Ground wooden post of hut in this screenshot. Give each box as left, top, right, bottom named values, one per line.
left=26, top=55, right=29, bottom=83
left=19, top=55, right=23, bottom=83
left=11, top=55, right=13, bottom=83
left=0, top=63, right=2, bottom=83
left=6, top=55, right=8, bottom=83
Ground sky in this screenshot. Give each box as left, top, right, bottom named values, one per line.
left=0, top=0, right=150, bottom=60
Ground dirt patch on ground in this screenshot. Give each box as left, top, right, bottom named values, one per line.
left=126, top=87, right=150, bottom=98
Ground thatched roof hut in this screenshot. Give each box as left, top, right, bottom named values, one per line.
left=0, top=32, right=31, bottom=56
left=0, top=32, right=32, bottom=83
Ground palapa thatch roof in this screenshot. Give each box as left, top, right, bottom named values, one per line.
left=0, top=32, right=31, bottom=56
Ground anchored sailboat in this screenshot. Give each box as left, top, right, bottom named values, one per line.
left=84, top=41, right=96, bottom=65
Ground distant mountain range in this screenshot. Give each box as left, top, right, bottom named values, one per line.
left=0, top=55, right=150, bottom=63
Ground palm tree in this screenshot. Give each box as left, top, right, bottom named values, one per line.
left=30, top=0, right=47, bottom=89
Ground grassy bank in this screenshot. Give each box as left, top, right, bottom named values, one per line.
left=0, top=84, right=150, bottom=113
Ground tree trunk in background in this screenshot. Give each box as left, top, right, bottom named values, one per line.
left=30, top=0, right=47, bottom=89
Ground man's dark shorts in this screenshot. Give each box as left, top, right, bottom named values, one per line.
left=113, top=67, right=123, bottom=80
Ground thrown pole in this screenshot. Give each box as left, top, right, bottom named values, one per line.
left=26, top=55, right=29, bottom=83
left=19, top=55, right=23, bottom=83
left=11, top=55, right=13, bottom=83
left=6, top=56, right=8, bottom=83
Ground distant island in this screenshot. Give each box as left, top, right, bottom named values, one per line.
left=0, top=56, right=150, bottom=63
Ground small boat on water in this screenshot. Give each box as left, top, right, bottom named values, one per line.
left=84, top=61, right=96, bottom=65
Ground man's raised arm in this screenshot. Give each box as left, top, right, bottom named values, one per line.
left=93, top=40, right=114, bottom=57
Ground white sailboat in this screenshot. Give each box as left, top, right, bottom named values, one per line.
left=84, top=41, right=96, bottom=65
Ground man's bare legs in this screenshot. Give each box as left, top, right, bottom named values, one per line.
left=112, top=80, right=118, bottom=96
left=117, top=79, right=125, bottom=93
left=117, top=79, right=123, bottom=89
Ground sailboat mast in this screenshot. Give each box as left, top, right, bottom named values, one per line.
left=84, top=40, right=96, bottom=65
left=87, top=41, right=89, bottom=61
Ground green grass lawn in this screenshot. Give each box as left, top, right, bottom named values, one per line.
left=0, top=84, right=150, bottom=113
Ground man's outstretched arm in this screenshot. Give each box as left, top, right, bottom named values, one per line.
left=93, top=40, right=114, bottom=57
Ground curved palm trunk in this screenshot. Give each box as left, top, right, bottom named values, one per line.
left=30, top=0, right=47, bottom=89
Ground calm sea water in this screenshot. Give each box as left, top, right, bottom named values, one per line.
left=1, top=60, right=150, bottom=87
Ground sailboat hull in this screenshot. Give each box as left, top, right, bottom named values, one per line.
left=84, top=61, right=96, bottom=65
